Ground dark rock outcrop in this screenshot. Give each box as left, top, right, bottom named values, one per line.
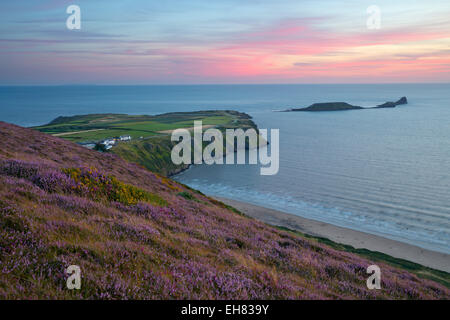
left=375, top=97, right=408, bottom=109
left=288, top=102, right=363, bottom=112
left=283, top=97, right=408, bottom=112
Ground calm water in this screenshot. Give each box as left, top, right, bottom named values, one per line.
left=1, top=84, right=449, bottom=253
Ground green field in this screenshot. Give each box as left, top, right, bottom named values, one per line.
left=34, top=111, right=252, bottom=143
left=34, top=110, right=262, bottom=176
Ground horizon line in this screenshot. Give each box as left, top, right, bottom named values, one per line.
left=1, top=82, right=450, bottom=87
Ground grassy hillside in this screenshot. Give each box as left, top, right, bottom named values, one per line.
left=33, top=111, right=262, bottom=176
left=0, top=121, right=449, bottom=299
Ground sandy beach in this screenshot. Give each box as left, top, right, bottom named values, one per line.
left=216, top=196, right=450, bottom=273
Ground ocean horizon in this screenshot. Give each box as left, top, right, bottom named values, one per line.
left=1, top=83, right=449, bottom=254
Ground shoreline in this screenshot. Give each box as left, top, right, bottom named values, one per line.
left=215, top=196, right=450, bottom=273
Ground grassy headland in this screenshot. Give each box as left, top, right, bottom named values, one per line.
left=34, top=111, right=263, bottom=176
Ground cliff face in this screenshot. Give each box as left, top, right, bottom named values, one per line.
left=33, top=111, right=262, bottom=177
left=0, top=121, right=448, bottom=299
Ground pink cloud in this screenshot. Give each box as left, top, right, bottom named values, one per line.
left=2, top=16, right=450, bottom=84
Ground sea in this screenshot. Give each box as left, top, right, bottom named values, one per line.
left=1, top=84, right=449, bottom=254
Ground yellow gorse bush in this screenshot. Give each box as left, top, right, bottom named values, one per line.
left=62, top=167, right=168, bottom=207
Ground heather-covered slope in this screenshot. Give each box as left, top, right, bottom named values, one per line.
left=0, top=121, right=449, bottom=299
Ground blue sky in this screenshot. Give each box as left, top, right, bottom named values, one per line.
left=1, top=0, right=449, bottom=84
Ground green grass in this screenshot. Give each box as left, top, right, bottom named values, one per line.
left=60, top=129, right=157, bottom=142
left=33, top=111, right=261, bottom=176
left=33, top=111, right=255, bottom=143
left=112, top=135, right=183, bottom=176
left=177, top=191, right=197, bottom=201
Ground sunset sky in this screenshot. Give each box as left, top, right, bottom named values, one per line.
left=1, top=0, right=449, bottom=84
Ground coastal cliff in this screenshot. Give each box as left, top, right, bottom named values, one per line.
left=33, top=110, right=266, bottom=177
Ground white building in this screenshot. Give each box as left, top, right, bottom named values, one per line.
left=102, top=139, right=116, bottom=146
left=119, top=135, right=131, bottom=141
